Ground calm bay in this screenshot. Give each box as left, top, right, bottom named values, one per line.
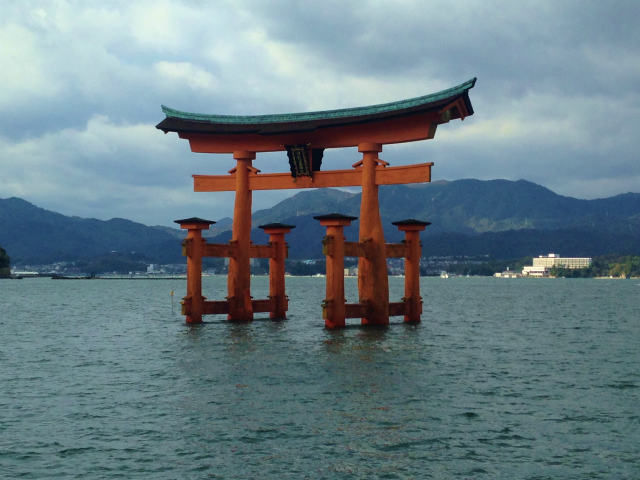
left=1, top=276, right=638, bottom=478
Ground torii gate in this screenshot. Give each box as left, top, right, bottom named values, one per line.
left=157, top=78, right=476, bottom=327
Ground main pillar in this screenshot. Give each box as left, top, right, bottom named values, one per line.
left=259, top=223, right=295, bottom=319
left=174, top=217, right=215, bottom=324
left=228, top=150, right=255, bottom=321
left=357, top=142, right=389, bottom=325
left=393, top=219, right=430, bottom=324
left=314, top=214, right=357, bottom=329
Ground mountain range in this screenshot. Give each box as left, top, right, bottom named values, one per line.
left=1, top=179, right=639, bottom=266
left=0, top=197, right=182, bottom=265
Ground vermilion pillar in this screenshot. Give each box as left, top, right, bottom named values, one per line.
left=174, top=217, right=215, bottom=324
left=259, top=223, right=295, bottom=319
left=392, top=219, right=430, bottom=324
left=228, top=151, right=255, bottom=322
left=314, top=213, right=357, bottom=329
left=357, top=143, right=389, bottom=326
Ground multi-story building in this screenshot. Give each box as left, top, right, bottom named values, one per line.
left=522, top=253, right=592, bottom=277
left=532, top=253, right=592, bottom=269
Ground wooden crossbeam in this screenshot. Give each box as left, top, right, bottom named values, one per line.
left=343, top=241, right=365, bottom=258
left=200, top=242, right=275, bottom=258
left=201, top=298, right=275, bottom=315
left=343, top=301, right=408, bottom=318
left=384, top=243, right=407, bottom=258
left=340, top=241, right=406, bottom=258
left=193, top=163, right=432, bottom=192
left=203, top=243, right=234, bottom=258
left=252, top=298, right=275, bottom=313
left=345, top=303, right=368, bottom=318
left=388, top=301, right=408, bottom=317
left=203, top=300, right=230, bottom=315
left=344, top=240, right=375, bottom=258
left=250, top=244, right=275, bottom=258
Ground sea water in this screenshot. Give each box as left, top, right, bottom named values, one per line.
left=1, top=276, right=638, bottom=479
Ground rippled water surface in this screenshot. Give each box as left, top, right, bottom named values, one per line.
left=1, top=277, right=639, bottom=478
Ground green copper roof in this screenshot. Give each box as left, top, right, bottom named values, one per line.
left=160, top=78, right=476, bottom=125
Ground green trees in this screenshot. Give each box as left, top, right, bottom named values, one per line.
left=549, top=266, right=591, bottom=278
left=0, top=246, right=10, bottom=277
left=549, top=256, right=640, bottom=278
left=607, top=256, right=640, bottom=278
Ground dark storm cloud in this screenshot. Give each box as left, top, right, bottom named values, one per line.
left=227, top=1, right=640, bottom=199
left=249, top=1, right=639, bottom=93
left=1, top=0, right=638, bottom=225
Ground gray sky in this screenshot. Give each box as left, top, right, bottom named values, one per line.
left=2, top=0, right=639, bottom=226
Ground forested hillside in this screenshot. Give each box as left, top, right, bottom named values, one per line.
left=2, top=179, right=639, bottom=265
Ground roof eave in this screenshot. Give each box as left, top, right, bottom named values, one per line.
left=156, top=77, right=476, bottom=135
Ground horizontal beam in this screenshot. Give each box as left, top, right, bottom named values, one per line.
left=203, top=300, right=230, bottom=315
left=203, top=243, right=234, bottom=258
left=385, top=243, right=407, bottom=258
left=250, top=244, right=275, bottom=259
left=343, top=241, right=365, bottom=258
left=388, top=301, right=408, bottom=317
left=200, top=242, right=275, bottom=258
left=193, top=163, right=432, bottom=192
left=201, top=298, right=275, bottom=315
left=340, top=241, right=406, bottom=258
left=194, top=239, right=403, bottom=261
left=345, top=303, right=368, bottom=318
left=343, top=301, right=408, bottom=318
left=252, top=298, right=275, bottom=313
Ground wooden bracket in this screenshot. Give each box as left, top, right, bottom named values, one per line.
left=352, top=158, right=389, bottom=168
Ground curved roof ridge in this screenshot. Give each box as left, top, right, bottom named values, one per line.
left=161, top=77, right=476, bottom=125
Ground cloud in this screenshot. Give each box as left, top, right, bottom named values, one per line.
left=154, top=61, right=218, bottom=91
left=0, top=0, right=638, bottom=226
left=0, top=23, right=60, bottom=109
left=0, top=113, right=233, bottom=223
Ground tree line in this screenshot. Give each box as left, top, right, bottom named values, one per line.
left=550, top=255, right=640, bottom=278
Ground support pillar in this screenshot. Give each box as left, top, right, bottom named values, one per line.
left=392, top=219, right=430, bottom=324
left=259, top=223, right=295, bottom=319
left=314, top=214, right=357, bottom=329
left=357, top=142, right=389, bottom=325
left=228, top=151, right=256, bottom=321
left=174, top=217, right=215, bottom=324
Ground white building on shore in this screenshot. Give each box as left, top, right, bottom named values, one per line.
left=522, top=253, right=592, bottom=277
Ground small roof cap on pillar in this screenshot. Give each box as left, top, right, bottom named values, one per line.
left=174, top=217, right=216, bottom=226
left=313, top=213, right=358, bottom=221
left=392, top=219, right=431, bottom=227
left=258, top=222, right=296, bottom=230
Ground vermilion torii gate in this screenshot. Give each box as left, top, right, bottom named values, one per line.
left=157, top=78, right=476, bottom=327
